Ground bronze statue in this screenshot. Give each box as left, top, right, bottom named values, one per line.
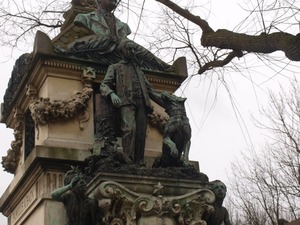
left=64, top=0, right=172, bottom=71
left=162, top=92, right=191, bottom=165
left=100, top=39, right=164, bottom=163
left=203, top=180, right=231, bottom=225
left=152, top=92, right=191, bottom=168
left=51, top=172, right=99, bottom=225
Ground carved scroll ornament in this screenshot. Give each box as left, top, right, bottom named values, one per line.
left=94, top=181, right=215, bottom=225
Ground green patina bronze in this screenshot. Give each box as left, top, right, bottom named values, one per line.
left=100, top=39, right=164, bottom=163
left=58, top=0, right=172, bottom=71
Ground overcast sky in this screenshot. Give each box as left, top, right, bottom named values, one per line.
left=1, top=0, right=299, bottom=224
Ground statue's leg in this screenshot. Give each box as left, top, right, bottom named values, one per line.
left=183, top=140, right=191, bottom=163
left=120, top=105, right=136, bottom=161
left=182, top=122, right=191, bottom=163
left=134, top=103, right=148, bottom=163
left=163, top=136, right=178, bottom=158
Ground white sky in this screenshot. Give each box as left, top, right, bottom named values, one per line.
left=0, top=0, right=299, bottom=224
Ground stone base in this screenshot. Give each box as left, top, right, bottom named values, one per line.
left=0, top=146, right=209, bottom=225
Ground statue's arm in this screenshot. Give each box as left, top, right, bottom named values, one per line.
left=51, top=176, right=79, bottom=202
left=51, top=183, right=72, bottom=202
left=100, top=65, right=116, bottom=98
left=100, top=65, right=122, bottom=108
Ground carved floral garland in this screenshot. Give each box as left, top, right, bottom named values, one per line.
left=1, top=119, right=24, bottom=174
left=2, top=83, right=93, bottom=174
left=29, top=83, right=93, bottom=126
left=148, top=111, right=168, bottom=134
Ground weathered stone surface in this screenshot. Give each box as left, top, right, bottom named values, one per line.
left=92, top=180, right=215, bottom=225
left=0, top=2, right=199, bottom=225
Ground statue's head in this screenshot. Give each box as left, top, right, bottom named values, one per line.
left=72, top=176, right=87, bottom=193
left=96, top=0, right=118, bottom=12
left=118, top=39, right=137, bottom=61
left=211, top=180, right=227, bottom=200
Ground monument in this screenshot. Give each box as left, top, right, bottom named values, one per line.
left=0, top=1, right=231, bottom=225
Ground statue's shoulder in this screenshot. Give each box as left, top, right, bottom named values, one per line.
left=75, top=11, right=98, bottom=24
left=114, top=17, right=131, bottom=34
left=108, top=61, right=127, bottom=71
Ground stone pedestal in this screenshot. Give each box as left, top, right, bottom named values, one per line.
left=0, top=32, right=194, bottom=225
left=0, top=1, right=212, bottom=224
left=0, top=146, right=210, bottom=225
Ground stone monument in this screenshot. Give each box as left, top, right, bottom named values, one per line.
left=0, top=1, right=231, bottom=225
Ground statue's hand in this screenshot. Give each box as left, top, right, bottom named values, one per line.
left=110, top=93, right=122, bottom=108
left=70, top=176, right=80, bottom=188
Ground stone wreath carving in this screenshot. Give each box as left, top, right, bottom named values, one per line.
left=27, top=83, right=93, bottom=128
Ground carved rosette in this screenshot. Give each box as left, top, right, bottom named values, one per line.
left=94, top=181, right=215, bottom=225
left=1, top=109, right=24, bottom=173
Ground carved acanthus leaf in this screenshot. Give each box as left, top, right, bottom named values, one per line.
left=94, top=181, right=215, bottom=225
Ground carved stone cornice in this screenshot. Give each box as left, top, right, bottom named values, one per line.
left=1, top=53, right=184, bottom=128
left=1, top=53, right=33, bottom=123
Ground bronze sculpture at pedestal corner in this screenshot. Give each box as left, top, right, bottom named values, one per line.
left=56, top=0, right=172, bottom=71
left=51, top=169, right=99, bottom=225
left=154, top=92, right=191, bottom=167
left=202, top=180, right=232, bottom=225
left=100, top=39, right=164, bottom=163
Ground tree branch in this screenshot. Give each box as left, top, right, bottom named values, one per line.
left=155, top=0, right=300, bottom=61
left=198, top=50, right=243, bottom=74
left=154, top=0, right=214, bottom=34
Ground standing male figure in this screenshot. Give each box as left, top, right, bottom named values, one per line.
left=100, top=39, right=164, bottom=163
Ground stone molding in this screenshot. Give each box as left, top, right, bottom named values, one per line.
left=9, top=171, right=64, bottom=225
